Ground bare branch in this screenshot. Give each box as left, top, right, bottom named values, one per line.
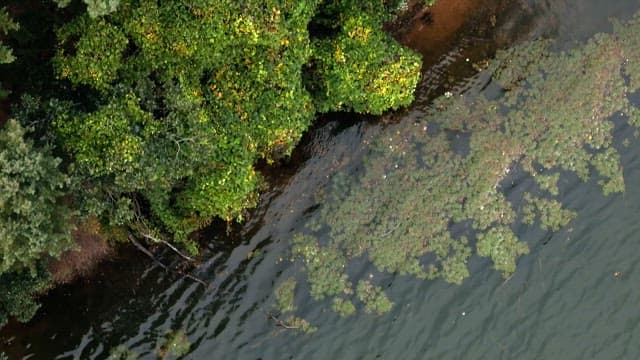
left=129, top=235, right=207, bottom=287
left=263, top=309, right=301, bottom=330
left=142, top=233, right=195, bottom=262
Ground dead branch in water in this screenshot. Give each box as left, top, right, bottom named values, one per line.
left=263, top=309, right=300, bottom=330
left=141, top=233, right=195, bottom=262
left=128, top=235, right=208, bottom=287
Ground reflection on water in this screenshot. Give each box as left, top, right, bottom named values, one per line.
left=3, top=0, right=640, bottom=359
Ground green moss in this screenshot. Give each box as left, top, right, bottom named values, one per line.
left=282, top=10, right=640, bottom=321
left=440, top=237, right=473, bottom=284
left=614, top=14, right=640, bottom=92
left=627, top=106, right=640, bottom=129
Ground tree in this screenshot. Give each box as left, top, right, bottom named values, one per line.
left=0, top=119, right=72, bottom=327
left=0, top=0, right=423, bottom=328
left=310, top=13, right=422, bottom=114
left=0, top=7, right=19, bottom=99
left=0, top=119, right=73, bottom=274
left=48, top=0, right=421, bottom=251
left=0, top=264, right=51, bottom=327
left=306, top=1, right=422, bottom=114
left=54, top=0, right=121, bottom=18
left=0, top=7, right=18, bottom=65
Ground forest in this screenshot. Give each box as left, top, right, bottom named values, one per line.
left=0, top=0, right=423, bottom=327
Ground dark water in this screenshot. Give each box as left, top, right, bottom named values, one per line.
left=3, top=0, right=640, bottom=359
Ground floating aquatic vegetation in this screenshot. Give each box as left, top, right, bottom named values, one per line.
left=273, top=276, right=318, bottom=333
left=476, top=226, right=529, bottom=275
left=522, top=194, right=577, bottom=232
left=156, top=329, right=191, bottom=359
left=108, top=345, right=138, bottom=360
left=356, top=280, right=394, bottom=315
left=279, top=12, right=640, bottom=318
left=332, top=297, right=356, bottom=317
left=534, top=173, right=560, bottom=196
left=275, top=277, right=298, bottom=313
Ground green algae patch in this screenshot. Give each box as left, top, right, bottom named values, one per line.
left=356, top=280, right=394, bottom=315
left=273, top=276, right=318, bottom=333
left=108, top=345, right=139, bottom=360
left=275, top=277, right=298, bottom=314
left=156, top=329, right=191, bottom=359
left=522, top=194, right=577, bottom=232
left=332, top=297, right=356, bottom=317
left=476, top=227, right=529, bottom=275
left=279, top=12, right=640, bottom=319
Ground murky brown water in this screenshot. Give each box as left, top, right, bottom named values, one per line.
left=3, top=0, right=640, bottom=359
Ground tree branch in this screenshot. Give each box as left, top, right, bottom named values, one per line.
left=129, top=235, right=207, bottom=287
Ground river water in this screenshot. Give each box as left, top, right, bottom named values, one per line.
left=3, top=0, right=640, bottom=359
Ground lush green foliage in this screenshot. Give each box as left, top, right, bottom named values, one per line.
left=54, top=0, right=121, bottom=18
left=0, top=119, right=72, bottom=327
left=0, top=0, right=421, bottom=327
left=310, top=2, right=422, bottom=114
left=47, top=0, right=421, bottom=251
left=0, top=265, right=51, bottom=327
left=0, top=7, right=18, bottom=65
left=283, top=12, right=640, bottom=318
left=0, top=119, right=73, bottom=274
left=0, top=7, right=18, bottom=99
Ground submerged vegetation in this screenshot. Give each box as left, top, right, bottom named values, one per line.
left=280, top=11, right=640, bottom=320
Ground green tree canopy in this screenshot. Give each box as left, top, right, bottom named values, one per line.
left=0, top=0, right=422, bottom=327
left=49, top=0, right=422, bottom=250
left=54, top=0, right=121, bottom=18
left=0, top=0, right=421, bottom=328
left=309, top=2, right=422, bottom=114
left=0, top=119, right=73, bottom=274
left=0, top=265, right=51, bottom=327
left=0, top=7, right=18, bottom=65
left=0, top=7, right=19, bottom=99
left=0, top=119, right=73, bottom=327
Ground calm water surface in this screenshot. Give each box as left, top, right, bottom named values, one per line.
left=3, top=0, right=640, bottom=359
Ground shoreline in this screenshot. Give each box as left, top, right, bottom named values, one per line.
left=0, top=0, right=507, bottom=346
